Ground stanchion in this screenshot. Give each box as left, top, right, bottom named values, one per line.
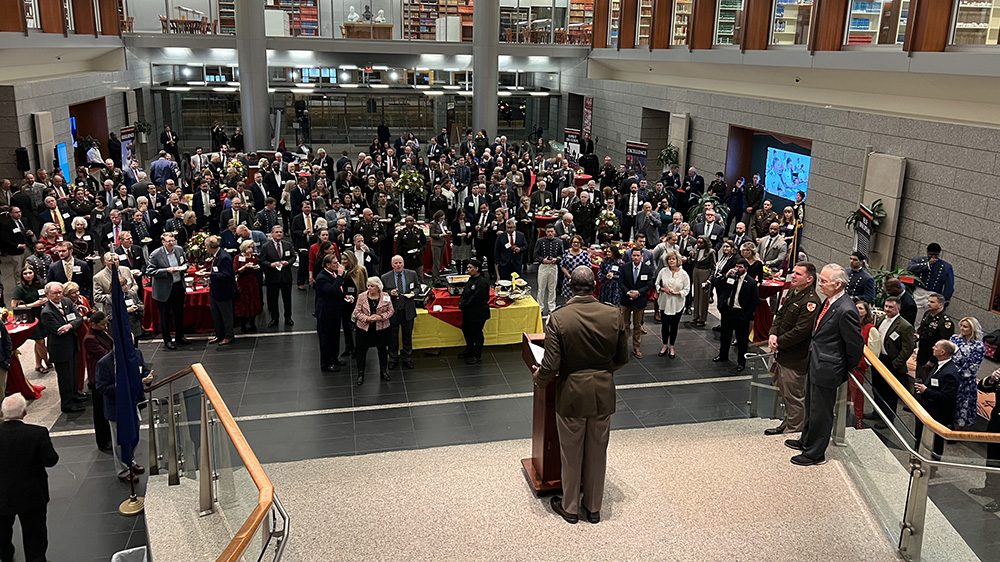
left=119, top=466, right=145, bottom=516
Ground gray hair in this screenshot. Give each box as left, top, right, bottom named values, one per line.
left=366, top=276, right=384, bottom=291
left=569, top=265, right=595, bottom=297
left=44, top=281, right=63, bottom=295
left=505, top=219, right=517, bottom=228
left=71, top=216, right=87, bottom=230
left=205, top=235, right=220, bottom=250
left=822, top=263, right=849, bottom=287
left=936, top=339, right=958, bottom=357
left=1, top=394, right=27, bottom=420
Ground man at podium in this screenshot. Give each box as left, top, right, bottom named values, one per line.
left=533, top=266, right=629, bottom=524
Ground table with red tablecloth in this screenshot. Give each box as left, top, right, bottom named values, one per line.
left=413, top=287, right=543, bottom=349
left=424, top=287, right=499, bottom=328
left=141, top=285, right=216, bottom=334
left=4, top=321, right=44, bottom=399
left=574, top=174, right=593, bottom=187
left=751, top=279, right=789, bottom=341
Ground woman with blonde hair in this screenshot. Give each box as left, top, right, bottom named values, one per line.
left=656, top=249, right=690, bottom=358
left=234, top=240, right=263, bottom=333
left=280, top=179, right=296, bottom=230
left=951, top=316, right=986, bottom=428
left=352, top=276, right=394, bottom=385
left=739, top=241, right=764, bottom=284
left=340, top=251, right=368, bottom=359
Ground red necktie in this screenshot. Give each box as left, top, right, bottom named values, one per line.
left=815, top=300, right=831, bottom=329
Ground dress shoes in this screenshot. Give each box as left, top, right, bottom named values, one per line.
left=549, top=496, right=578, bottom=524
left=340, top=348, right=354, bottom=358
left=712, top=355, right=727, bottom=363
left=583, top=507, right=601, bottom=524
left=457, top=349, right=469, bottom=359
left=403, top=360, right=414, bottom=369
left=176, top=337, right=193, bottom=346
left=267, top=319, right=278, bottom=328
left=131, top=463, right=145, bottom=474
left=784, top=439, right=804, bottom=451
left=790, top=454, right=827, bottom=466
left=764, top=426, right=788, bottom=436
left=207, top=337, right=220, bottom=345
left=285, top=318, right=295, bottom=327
left=380, top=370, right=391, bottom=382
left=118, top=471, right=139, bottom=483
left=735, top=364, right=746, bottom=373
left=331, top=360, right=346, bottom=367
left=969, top=487, right=995, bottom=497
left=668, top=350, right=676, bottom=359
left=464, top=356, right=481, bottom=365
left=633, top=349, right=643, bottom=359
left=98, top=444, right=113, bottom=454
left=712, top=325, right=722, bottom=332
left=658, top=349, right=668, bottom=357
left=164, top=342, right=177, bottom=350
left=984, top=501, right=1000, bottom=513
left=61, top=405, right=85, bottom=413
left=321, top=365, right=341, bottom=373
left=388, top=360, right=399, bottom=369
left=217, top=338, right=234, bottom=347
left=356, top=373, right=365, bottom=386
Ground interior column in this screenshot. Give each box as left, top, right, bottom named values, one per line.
left=472, top=0, right=499, bottom=137
left=236, top=0, right=270, bottom=152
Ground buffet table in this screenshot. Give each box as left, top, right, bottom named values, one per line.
left=141, top=285, right=215, bottom=334
left=412, top=288, right=542, bottom=350
left=4, top=321, right=45, bottom=399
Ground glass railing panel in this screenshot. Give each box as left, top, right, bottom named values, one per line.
left=173, top=384, right=206, bottom=481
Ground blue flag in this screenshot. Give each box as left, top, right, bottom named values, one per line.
left=111, top=268, right=142, bottom=467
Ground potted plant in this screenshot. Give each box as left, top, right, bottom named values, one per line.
left=657, top=143, right=679, bottom=172
left=845, top=198, right=887, bottom=231
left=685, top=192, right=729, bottom=226
left=134, top=120, right=152, bottom=144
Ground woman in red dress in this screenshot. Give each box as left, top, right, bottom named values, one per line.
left=63, top=281, right=93, bottom=395
left=233, top=240, right=263, bottom=333
left=850, top=298, right=882, bottom=429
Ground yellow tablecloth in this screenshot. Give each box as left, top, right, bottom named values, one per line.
left=412, top=296, right=543, bottom=350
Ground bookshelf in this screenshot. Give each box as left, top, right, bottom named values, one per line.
left=609, top=0, right=621, bottom=46
left=716, top=0, right=743, bottom=45
left=637, top=0, right=653, bottom=45
left=952, top=0, right=1000, bottom=45
left=896, top=0, right=909, bottom=44
left=273, top=0, right=317, bottom=37
left=569, top=0, right=593, bottom=26
left=218, top=0, right=236, bottom=34
left=404, top=0, right=471, bottom=41
left=771, top=0, right=813, bottom=45
left=673, top=0, right=692, bottom=45
left=846, top=0, right=883, bottom=45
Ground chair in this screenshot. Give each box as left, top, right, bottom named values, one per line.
left=199, top=16, right=208, bottom=34
left=120, top=16, right=134, bottom=33
left=159, top=15, right=169, bottom=34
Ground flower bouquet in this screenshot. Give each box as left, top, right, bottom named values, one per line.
left=596, top=209, right=620, bottom=236
left=226, top=159, right=246, bottom=180
left=186, top=231, right=208, bottom=262
left=393, top=169, right=427, bottom=201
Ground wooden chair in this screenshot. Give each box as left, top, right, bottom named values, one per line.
left=159, top=15, right=169, bottom=33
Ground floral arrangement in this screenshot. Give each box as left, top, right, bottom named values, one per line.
left=537, top=205, right=552, bottom=213
left=186, top=232, right=208, bottom=262
left=596, top=209, right=620, bottom=235
left=0, top=307, right=9, bottom=324
left=393, top=169, right=427, bottom=201
left=226, top=159, right=246, bottom=180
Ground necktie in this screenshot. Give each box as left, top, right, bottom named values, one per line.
left=53, top=210, right=64, bottom=233
left=64, top=260, right=72, bottom=280
left=397, top=272, right=403, bottom=292
left=114, top=225, right=120, bottom=246
left=275, top=241, right=281, bottom=257
left=815, top=300, right=832, bottom=329
left=234, top=210, right=240, bottom=225
left=634, top=266, right=639, bottom=283
left=203, top=193, right=210, bottom=216
left=305, top=214, right=312, bottom=232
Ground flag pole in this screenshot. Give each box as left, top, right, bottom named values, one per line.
left=119, top=465, right=145, bottom=516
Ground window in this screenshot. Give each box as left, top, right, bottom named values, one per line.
left=771, top=0, right=814, bottom=46
left=716, top=0, right=745, bottom=45
left=609, top=0, right=621, bottom=47
left=673, top=0, right=693, bottom=45
left=952, top=0, right=1000, bottom=46
left=845, top=1, right=892, bottom=45
left=637, top=0, right=654, bottom=46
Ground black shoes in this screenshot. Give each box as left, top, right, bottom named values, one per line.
left=735, top=364, right=746, bottom=373
left=465, top=356, right=482, bottom=365
left=388, top=360, right=399, bottom=369
left=61, top=405, right=85, bottom=413
left=549, top=496, right=578, bottom=524
left=340, top=348, right=354, bottom=358
left=985, top=501, right=1000, bottom=513
left=356, top=373, right=365, bottom=386
left=763, top=426, right=787, bottom=436
left=969, top=487, right=994, bottom=497
left=790, top=454, right=827, bottom=466
left=267, top=319, right=278, bottom=328
left=330, top=360, right=346, bottom=367
left=285, top=318, right=294, bottom=327
left=402, top=360, right=414, bottom=369
left=164, top=342, right=177, bottom=350
left=712, top=355, right=727, bottom=363
left=784, top=439, right=804, bottom=451
left=457, top=348, right=469, bottom=359
left=583, top=507, right=601, bottom=524
left=321, top=365, right=341, bottom=373
left=380, top=370, right=391, bottom=382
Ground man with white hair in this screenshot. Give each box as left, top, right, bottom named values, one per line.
left=40, top=281, right=88, bottom=412
left=0, top=394, right=59, bottom=562
left=785, top=263, right=863, bottom=466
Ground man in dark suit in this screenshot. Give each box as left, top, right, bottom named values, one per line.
left=290, top=178, right=312, bottom=218
left=192, top=182, right=220, bottom=233
left=247, top=173, right=269, bottom=213
left=115, top=232, right=146, bottom=290
left=205, top=236, right=236, bottom=347
left=620, top=247, right=654, bottom=358
left=335, top=150, right=352, bottom=174
left=914, top=339, right=960, bottom=459
left=218, top=197, right=250, bottom=232
left=618, top=185, right=644, bottom=241
left=786, top=263, right=863, bottom=466
left=634, top=202, right=661, bottom=249
left=885, top=278, right=917, bottom=327
left=0, top=394, right=59, bottom=562
left=458, top=258, right=491, bottom=365
left=262, top=161, right=294, bottom=202
left=314, top=254, right=346, bottom=372
left=691, top=208, right=726, bottom=250
left=94, top=347, right=152, bottom=481
left=47, top=242, right=92, bottom=300
left=39, top=282, right=87, bottom=412
left=713, top=259, right=759, bottom=372
left=533, top=265, right=629, bottom=524
left=381, top=255, right=419, bottom=369
left=260, top=225, right=295, bottom=327
left=291, top=200, right=321, bottom=291
left=494, top=219, right=527, bottom=281
left=0, top=206, right=33, bottom=265
left=871, top=296, right=915, bottom=423
left=158, top=193, right=189, bottom=225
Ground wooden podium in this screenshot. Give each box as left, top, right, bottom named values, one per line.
left=520, top=333, right=561, bottom=494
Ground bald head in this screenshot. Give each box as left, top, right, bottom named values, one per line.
left=568, top=266, right=595, bottom=297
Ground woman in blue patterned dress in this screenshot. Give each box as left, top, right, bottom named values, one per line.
left=951, top=316, right=986, bottom=428
left=559, top=235, right=591, bottom=299
left=598, top=245, right=624, bottom=305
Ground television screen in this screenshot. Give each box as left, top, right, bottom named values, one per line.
left=764, top=147, right=811, bottom=201
left=70, top=117, right=78, bottom=148
left=56, top=143, right=71, bottom=181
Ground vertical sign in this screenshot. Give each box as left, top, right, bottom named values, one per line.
left=563, top=128, right=581, bottom=164
left=119, top=126, right=136, bottom=167
left=853, top=203, right=874, bottom=258
left=625, top=141, right=649, bottom=180
left=582, top=96, right=593, bottom=136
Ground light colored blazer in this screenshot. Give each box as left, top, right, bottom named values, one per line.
left=352, top=290, right=395, bottom=332
left=145, top=245, right=188, bottom=302
left=93, top=265, right=139, bottom=314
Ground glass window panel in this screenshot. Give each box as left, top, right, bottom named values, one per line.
left=637, top=0, right=653, bottom=45
left=952, top=0, right=1000, bottom=45
left=716, top=0, right=745, bottom=45
left=771, top=0, right=814, bottom=45
left=673, top=0, right=692, bottom=45
left=609, top=0, right=621, bottom=47
left=845, top=0, right=908, bottom=46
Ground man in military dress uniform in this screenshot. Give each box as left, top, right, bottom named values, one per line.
left=915, top=293, right=954, bottom=379
left=355, top=209, right=383, bottom=255
left=907, top=242, right=956, bottom=326
left=765, top=262, right=822, bottom=436
left=396, top=215, right=427, bottom=280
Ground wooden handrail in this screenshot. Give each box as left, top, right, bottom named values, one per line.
left=191, top=363, right=274, bottom=562
left=145, top=366, right=195, bottom=392
left=864, top=346, right=1000, bottom=444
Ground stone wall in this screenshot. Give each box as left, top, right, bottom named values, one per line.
left=559, top=62, right=1000, bottom=331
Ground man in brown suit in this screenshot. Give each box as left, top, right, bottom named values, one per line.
left=533, top=266, right=629, bottom=525
left=765, top=262, right=822, bottom=436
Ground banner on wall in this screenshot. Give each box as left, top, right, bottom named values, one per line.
left=119, top=126, right=136, bottom=167
left=625, top=141, right=648, bottom=180
left=582, top=96, right=593, bottom=136
left=563, top=128, right=581, bottom=164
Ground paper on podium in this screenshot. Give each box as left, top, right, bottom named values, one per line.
left=530, top=343, right=544, bottom=366
left=521, top=333, right=545, bottom=370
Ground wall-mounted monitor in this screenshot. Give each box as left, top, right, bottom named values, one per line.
left=764, top=147, right=811, bottom=202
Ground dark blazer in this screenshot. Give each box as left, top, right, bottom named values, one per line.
left=918, top=360, right=960, bottom=425
left=0, top=215, right=32, bottom=256
left=459, top=274, right=491, bottom=324
left=768, top=287, right=822, bottom=373
left=807, top=295, right=864, bottom=389
left=898, top=288, right=918, bottom=327
left=314, top=268, right=345, bottom=318
left=380, top=268, right=420, bottom=323
left=878, top=314, right=915, bottom=376
left=260, top=239, right=295, bottom=285
left=0, top=420, right=59, bottom=514
left=715, top=273, right=759, bottom=322
left=291, top=212, right=321, bottom=249
left=218, top=207, right=250, bottom=231
left=494, top=231, right=527, bottom=269
left=47, top=258, right=92, bottom=299
left=192, top=189, right=220, bottom=225
left=40, top=297, right=86, bottom=362
left=620, top=261, right=655, bottom=309
left=209, top=250, right=236, bottom=301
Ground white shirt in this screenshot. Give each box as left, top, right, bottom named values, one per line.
left=877, top=313, right=897, bottom=343
left=932, top=358, right=952, bottom=376
left=732, top=273, right=747, bottom=309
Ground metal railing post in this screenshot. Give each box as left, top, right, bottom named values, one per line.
left=899, top=429, right=934, bottom=561
left=148, top=398, right=160, bottom=476
left=166, top=382, right=180, bottom=485
left=832, top=382, right=848, bottom=447
left=198, top=394, right=215, bottom=516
